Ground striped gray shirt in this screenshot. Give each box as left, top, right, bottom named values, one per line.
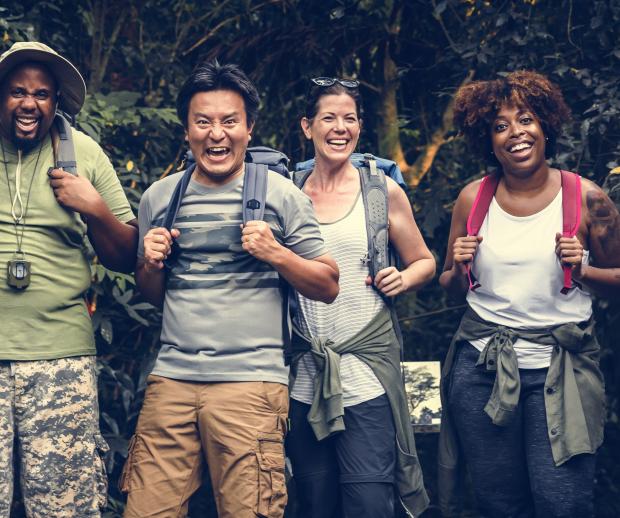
left=138, top=169, right=326, bottom=384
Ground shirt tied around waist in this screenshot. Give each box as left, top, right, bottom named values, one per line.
left=438, top=306, right=605, bottom=516
left=290, top=306, right=430, bottom=517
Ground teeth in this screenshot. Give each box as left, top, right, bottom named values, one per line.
left=509, top=142, right=531, bottom=152
left=17, top=117, right=37, bottom=125
left=328, top=140, right=347, bottom=145
left=208, top=147, right=229, bottom=155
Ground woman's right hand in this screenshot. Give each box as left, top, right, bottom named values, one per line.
left=452, top=235, right=483, bottom=274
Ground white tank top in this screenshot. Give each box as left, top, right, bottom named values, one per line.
left=291, top=192, right=386, bottom=406
left=467, top=189, right=592, bottom=368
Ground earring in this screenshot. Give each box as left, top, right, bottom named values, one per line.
left=545, top=137, right=549, bottom=141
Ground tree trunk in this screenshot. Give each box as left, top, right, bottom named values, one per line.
left=87, top=0, right=129, bottom=92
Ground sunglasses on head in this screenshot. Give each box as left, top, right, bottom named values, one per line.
left=311, top=77, right=359, bottom=89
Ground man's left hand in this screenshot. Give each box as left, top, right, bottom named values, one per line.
left=241, top=220, right=282, bottom=263
left=48, top=168, right=103, bottom=216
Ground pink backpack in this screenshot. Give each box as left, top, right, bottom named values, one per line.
left=465, top=170, right=582, bottom=294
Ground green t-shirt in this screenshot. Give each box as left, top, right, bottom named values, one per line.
left=0, top=129, right=134, bottom=360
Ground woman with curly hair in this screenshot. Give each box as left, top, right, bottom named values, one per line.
left=437, top=70, right=620, bottom=517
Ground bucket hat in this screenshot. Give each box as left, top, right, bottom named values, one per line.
left=0, top=41, right=86, bottom=115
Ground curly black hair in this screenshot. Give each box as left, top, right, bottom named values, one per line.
left=453, top=70, right=571, bottom=166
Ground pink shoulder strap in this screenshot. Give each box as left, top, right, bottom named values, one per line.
left=467, top=174, right=500, bottom=236
left=465, top=174, right=500, bottom=290
left=560, top=170, right=582, bottom=294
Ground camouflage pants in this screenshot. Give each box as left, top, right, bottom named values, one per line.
left=0, top=356, right=108, bottom=518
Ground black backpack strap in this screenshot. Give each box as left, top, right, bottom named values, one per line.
left=359, top=157, right=390, bottom=282
left=53, top=113, right=78, bottom=175
left=242, top=162, right=269, bottom=224
left=162, top=163, right=196, bottom=269
left=163, top=164, right=196, bottom=231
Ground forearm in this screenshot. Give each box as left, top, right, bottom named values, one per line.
left=439, top=267, right=469, bottom=301
left=270, top=248, right=339, bottom=303
left=135, top=261, right=166, bottom=308
left=576, top=265, right=620, bottom=298
left=85, top=199, right=138, bottom=273
left=401, top=257, right=436, bottom=292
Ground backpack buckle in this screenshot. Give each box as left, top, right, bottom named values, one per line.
left=246, top=199, right=261, bottom=210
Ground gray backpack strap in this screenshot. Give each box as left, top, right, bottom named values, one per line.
left=292, top=169, right=313, bottom=189
left=54, top=114, right=78, bottom=175
left=242, top=162, right=292, bottom=364
left=359, top=156, right=390, bottom=281
left=243, top=162, right=269, bottom=224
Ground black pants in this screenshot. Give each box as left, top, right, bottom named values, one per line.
left=448, top=342, right=596, bottom=518
left=286, top=394, right=396, bottom=518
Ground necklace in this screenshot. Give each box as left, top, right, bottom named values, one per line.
left=1, top=139, right=43, bottom=289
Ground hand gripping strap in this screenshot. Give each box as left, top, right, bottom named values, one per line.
left=560, top=170, right=582, bottom=294
left=53, top=114, right=78, bottom=175
left=243, top=162, right=269, bottom=225
left=242, top=163, right=292, bottom=360
left=359, top=159, right=389, bottom=281
left=465, top=174, right=499, bottom=291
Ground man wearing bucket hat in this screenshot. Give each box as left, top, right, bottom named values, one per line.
left=0, top=41, right=137, bottom=516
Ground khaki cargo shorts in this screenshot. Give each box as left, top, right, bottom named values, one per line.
left=122, top=376, right=288, bottom=518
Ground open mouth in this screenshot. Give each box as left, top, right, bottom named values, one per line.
left=14, top=115, right=40, bottom=134
left=206, top=146, right=231, bottom=159
left=327, top=139, right=349, bottom=150
left=508, top=142, right=533, bottom=153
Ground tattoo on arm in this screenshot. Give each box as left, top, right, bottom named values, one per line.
left=587, top=190, right=620, bottom=263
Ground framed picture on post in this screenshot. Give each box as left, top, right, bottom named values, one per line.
left=402, top=361, right=442, bottom=433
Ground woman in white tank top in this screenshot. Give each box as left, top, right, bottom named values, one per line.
left=438, top=71, right=620, bottom=517
left=286, top=78, right=435, bottom=518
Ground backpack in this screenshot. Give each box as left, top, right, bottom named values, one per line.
left=293, top=154, right=396, bottom=289
left=163, top=146, right=290, bottom=239
left=466, top=170, right=582, bottom=295
left=295, top=152, right=408, bottom=190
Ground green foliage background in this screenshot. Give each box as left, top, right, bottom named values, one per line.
left=2, top=0, right=619, bottom=516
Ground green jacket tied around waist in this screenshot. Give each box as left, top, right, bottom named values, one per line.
left=290, top=307, right=430, bottom=517
left=438, top=306, right=605, bottom=516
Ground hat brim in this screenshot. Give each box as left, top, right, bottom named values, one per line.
left=0, top=48, right=86, bottom=116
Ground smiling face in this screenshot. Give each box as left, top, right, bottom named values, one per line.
left=0, top=63, right=58, bottom=149
left=490, top=103, right=547, bottom=176
left=301, top=93, right=360, bottom=166
left=186, top=89, right=253, bottom=186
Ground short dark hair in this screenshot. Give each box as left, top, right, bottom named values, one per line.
left=304, top=82, right=363, bottom=120
left=176, top=60, right=259, bottom=127
left=453, top=70, right=571, bottom=165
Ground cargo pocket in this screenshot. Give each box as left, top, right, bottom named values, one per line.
left=93, top=433, right=110, bottom=509
left=119, top=434, right=142, bottom=493
left=255, top=432, right=287, bottom=518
